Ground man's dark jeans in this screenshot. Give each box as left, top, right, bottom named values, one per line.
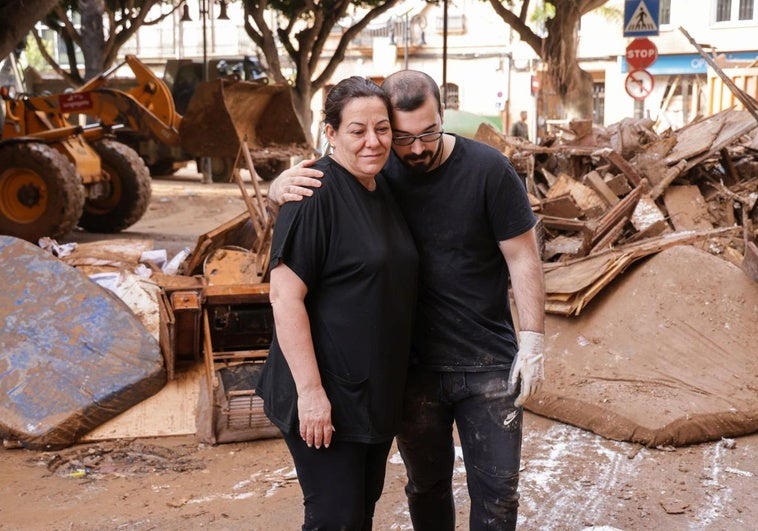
left=397, top=368, right=523, bottom=531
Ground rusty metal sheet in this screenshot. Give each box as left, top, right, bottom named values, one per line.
left=0, top=236, right=166, bottom=450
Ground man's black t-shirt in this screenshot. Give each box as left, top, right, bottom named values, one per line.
left=257, top=157, right=419, bottom=443
left=385, top=135, right=536, bottom=371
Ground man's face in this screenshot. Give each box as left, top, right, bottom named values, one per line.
left=390, top=97, right=443, bottom=174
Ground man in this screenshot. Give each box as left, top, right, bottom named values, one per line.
left=510, top=110, right=529, bottom=140
left=269, top=70, right=545, bottom=531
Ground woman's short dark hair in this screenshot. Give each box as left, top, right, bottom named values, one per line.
left=323, top=77, right=391, bottom=130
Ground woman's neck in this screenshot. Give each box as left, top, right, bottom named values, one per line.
left=330, top=155, right=376, bottom=191
left=355, top=175, right=377, bottom=191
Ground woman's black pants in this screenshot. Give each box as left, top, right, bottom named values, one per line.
left=283, top=431, right=393, bottom=531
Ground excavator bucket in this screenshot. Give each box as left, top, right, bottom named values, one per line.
left=179, top=78, right=310, bottom=160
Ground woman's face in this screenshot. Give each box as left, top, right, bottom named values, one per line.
left=325, top=96, right=392, bottom=181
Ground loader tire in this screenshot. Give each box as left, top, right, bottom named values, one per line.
left=0, top=142, right=85, bottom=242
left=78, top=139, right=152, bottom=233
left=255, top=157, right=289, bottom=182
left=148, top=161, right=177, bottom=177
left=211, top=157, right=234, bottom=183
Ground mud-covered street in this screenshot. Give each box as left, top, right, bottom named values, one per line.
left=1, top=170, right=755, bottom=530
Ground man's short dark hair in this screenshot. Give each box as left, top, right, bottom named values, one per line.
left=382, top=70, right=443, bottom=115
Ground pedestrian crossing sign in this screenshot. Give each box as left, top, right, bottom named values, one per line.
left=623, top=0, right=660, bottom=37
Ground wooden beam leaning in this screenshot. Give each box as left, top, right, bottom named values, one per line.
left=600, top=149, right=644, bottom=187
left=679, top=26, right=758, bottom=124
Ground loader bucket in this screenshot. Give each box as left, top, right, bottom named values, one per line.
left=179, top=78, right=309, bottom=159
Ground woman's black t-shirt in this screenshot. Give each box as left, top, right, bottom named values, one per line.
left=257, top=157, right=419, bottom=443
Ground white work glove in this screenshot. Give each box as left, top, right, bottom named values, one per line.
left=508, top=331, right=545, bottom=407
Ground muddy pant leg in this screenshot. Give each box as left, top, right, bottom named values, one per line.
left=455, top=371, right=522, bottom=531
left=283, top=431, right=392, bottom=531
left=396, top=368, right=456, bottom=531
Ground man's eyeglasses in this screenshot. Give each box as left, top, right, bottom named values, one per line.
left=392, top=131, right=444, bottom=146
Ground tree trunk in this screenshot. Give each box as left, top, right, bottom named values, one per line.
left=80, top=0, right=106, bottom=81
left=291, top=85, right=315, bottom=148
left=0, top=0, right=59, bottom=60
left=543, top=2, right=596, bottom=119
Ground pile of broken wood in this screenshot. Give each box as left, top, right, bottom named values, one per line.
left=475, top=107, right=758, bottom=317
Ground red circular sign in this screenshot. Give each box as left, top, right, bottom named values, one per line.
left=626, top=38, right=658, bottom=70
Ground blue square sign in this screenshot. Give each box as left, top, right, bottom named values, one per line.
left=624, top=0, right=660, bottom=37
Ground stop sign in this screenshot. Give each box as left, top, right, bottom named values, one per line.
left=626, top=38, right=658, bottom=70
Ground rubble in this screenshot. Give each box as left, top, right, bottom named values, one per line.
left=475, top=107, right=758, bottom=316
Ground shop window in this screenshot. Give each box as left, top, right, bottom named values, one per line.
left=443, top=83, right=459, bottom=110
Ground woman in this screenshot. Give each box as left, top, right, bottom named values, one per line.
left=256, top=77, right=419, bottom=530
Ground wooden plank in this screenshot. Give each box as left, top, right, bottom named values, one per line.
left=589, top=184, right=644, bottom=247
left=543, top=235, right=587, bottom=260
left=603, top=172, right=632, bottom=197
left=82, top=363, right=204, bottom=441
left=601, top=149, right=643, bottom=187
left=680, top=26, right=758, bottom=122
left=720, top=147, right=740, bottom=186
left=547, top=173, right=607, bottom=218
left=663, top=185, right=714, bottom=232
left=630, top=136, right=678, bottom=187
left=668, top=110, right=758, bottom=182
left=204, top=283, right=271, bottom=305
left=170, top=290, right=203, bottom=363
left=649, top=160, right=689, bottom=200
left=663, top=110, right=727, bottom=165
left=186, top=211, right=256, bottom=275
left=589, top=216, right=629, bottom=254
left=543, top=227, right=741, bottom=315
left=540, top=194, right=583, bottom=218
left=541, top=215, right=590, bottom=232
left=742, top=241, right=758, bottom=282
left=630, top=195, right=670, bottom=235
left=211, top=350, right=269, bottom=362
left=584, top=170, right=620, bottom=207
left=680, top=110, right=758, bottom=173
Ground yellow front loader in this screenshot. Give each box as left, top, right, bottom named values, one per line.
left=0, top=87, right=152, bottom=242
left=0, top=54, right=309, bottom=242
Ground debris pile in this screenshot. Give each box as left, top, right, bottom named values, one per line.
left=475, top=108, right=758, bottom=315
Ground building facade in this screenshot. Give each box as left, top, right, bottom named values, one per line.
left=115, top=0, right=758, bottom=142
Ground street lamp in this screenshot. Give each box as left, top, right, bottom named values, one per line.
left=180, top=0, right=229, bottom=183
left=389, top=10, right=427, bottom=70
left=181, top=0, right=230, bottom=81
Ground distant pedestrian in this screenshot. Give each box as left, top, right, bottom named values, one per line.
left=510, top=110, right=529, bottom=140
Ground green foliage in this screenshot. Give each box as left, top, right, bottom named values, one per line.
left=536, top=1, right=557, bottom=22
left=595, top=4, right=622, bottom=22
left=20, top=37, right=55, bottom=74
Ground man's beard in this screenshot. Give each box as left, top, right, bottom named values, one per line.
left=400, top=140, right=443, bottom=174
left=401, top=150, right=435, bottom=173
